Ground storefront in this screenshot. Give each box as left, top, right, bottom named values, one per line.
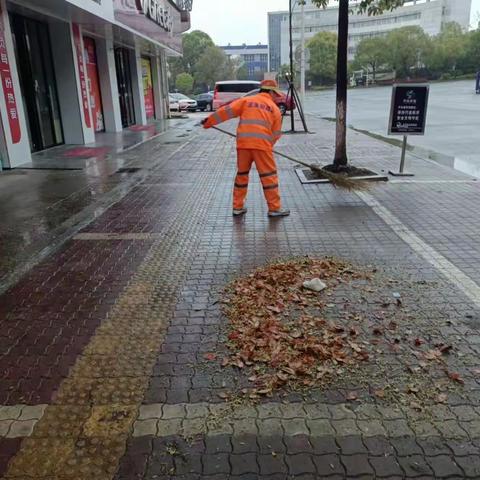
left=0, top=0, right=191, bottom=169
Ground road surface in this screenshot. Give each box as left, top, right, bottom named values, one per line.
left=306, top=80, right=480, bottom=177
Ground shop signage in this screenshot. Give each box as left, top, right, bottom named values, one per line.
left=388, top=84, right=429, bottom=136
left=72, top=24, right=92, bottom=129
left=136, top=0, right=173, bottom=32
left=0, top=4, right=21, bottom=144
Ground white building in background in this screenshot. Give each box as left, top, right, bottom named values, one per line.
left=0, top=0, right=192, bottom=170
left=268, top=0, right=472, bottom=72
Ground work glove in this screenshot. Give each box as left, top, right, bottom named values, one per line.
left=201, top=118, right=209, bottom=128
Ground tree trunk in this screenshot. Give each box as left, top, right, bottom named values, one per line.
left=333, top=0, right=349, bottom=169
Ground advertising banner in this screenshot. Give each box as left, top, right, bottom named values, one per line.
left=142, top=57, right=155, bottom=119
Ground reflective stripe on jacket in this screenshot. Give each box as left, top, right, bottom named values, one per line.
left=203, top=93, right=283, bottom=152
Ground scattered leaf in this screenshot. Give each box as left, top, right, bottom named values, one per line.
left=437, top=393, right=448, bottom=403
left=346, top=392, right=358, bottom=401
left=447, top=371, right=464, bottom=384
left=204, top=353, right=217, bottom=361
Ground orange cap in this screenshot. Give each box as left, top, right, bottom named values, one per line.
left=260, top=79, right=281, bottom=93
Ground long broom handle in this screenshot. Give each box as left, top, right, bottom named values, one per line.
left=211, top=126, right=314, bottom=170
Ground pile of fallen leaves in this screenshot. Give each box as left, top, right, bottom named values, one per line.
left=219, top=256, right=467, bottom=402
left=221, top=257, right=372, bottom=396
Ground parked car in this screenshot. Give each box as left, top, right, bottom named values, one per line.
left=195, top=92, right=213, bottom=112
left=169, top=94, right=180, bottom=112
left=213, top=80, right=261, bottom=110
left=242, top=88, right=296, bottom=116
left=170, top=93, right=198, bottom=111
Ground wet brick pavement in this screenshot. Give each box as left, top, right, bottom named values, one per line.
left=1, top=114, right=480, bottom=478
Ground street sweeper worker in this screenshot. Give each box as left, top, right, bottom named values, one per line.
left=201, top=79, right=290, bottom=217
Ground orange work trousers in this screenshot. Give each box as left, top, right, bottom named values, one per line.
left=234, top=149, right=281, bottom=212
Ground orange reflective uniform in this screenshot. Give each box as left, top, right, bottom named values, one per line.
left=203, top=92, right=283, bottom=211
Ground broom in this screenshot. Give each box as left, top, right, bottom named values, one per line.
left=211, top=126, right=372, bottom=192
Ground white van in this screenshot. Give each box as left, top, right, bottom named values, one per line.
left=213, top=80, right=261, bottom=111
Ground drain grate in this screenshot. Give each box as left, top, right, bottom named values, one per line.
left=117, top=167, right=142, bottom=174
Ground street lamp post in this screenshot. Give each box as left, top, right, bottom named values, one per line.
left=289, top=0, right=295, bottom=132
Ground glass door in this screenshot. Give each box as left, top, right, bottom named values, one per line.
left=114, top=48, right=135, bottom=127
left=10, top=14, right=63, bottom=152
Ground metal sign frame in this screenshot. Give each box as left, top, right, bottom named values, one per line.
left=388, top=83, right=430, bottom=136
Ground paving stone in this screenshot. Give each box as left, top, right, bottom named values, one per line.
left=390, top=435, right=423, bottom=456
left=138, top=404, right=163, bottom=420
left=232, top=434, right=258, bottom=454
left=162, top=404, right=186, bottom=419
left=258, top=435, right=286, bottom=455
left=310, top=436, right=339, bottom=454
left=412, top=420, right=441, bottom=437
left=328, top=404, right=356, bottom=420
left=205, top=434, right=232, bottom=454
left=313, top=454, right=345, bottom=476
left=281, top=418, right=309, bottom=436
left=157, top=418, right=182, bottom=437
left=0, top=420, right=13, bottom=437
left=455, top=455, right=480, bottom=478
left=286, top=453, right=316, bottom=475
left=284, top=434, right=313, bottom=454
left=257, top=418, right=283, bottom=436
left=363, top=435, right=395, bottom=456
left=332, top=419, right=360, bottom=436
left=452, top=405, right=479, bottom=422
left=448, top=440, right=480, bottom=457
left=0, top=406, right=23, bottom=421
left=258, top=453, right=287, bottom=475
left=233, top=417, right=257, bottom=436
left=133, top=419, right=157, bottom=437
left=6, top=420, right=36, bottom=438
left=369, top=455, right=404, bottom=478
left=383, top=419, right=415, bottom=437
left=279, top=403, right=305, bottom=419
left=417, top=437, right=453, bottom=456
left=425, top=455, right=464, bottom=478
left=398, top=455, right=434, bottom=477
left=435, top=419, right=468, bottom=438
left=458, top=420, right=480, bottom=437
left=202, top=453, right=230, bottom=475
left=181, top=417, right=205, bottom=437
left=257, top=403, right=283, bottom=419
left=18, top=405, right=46, bottom=421
left=336, top=435, right=367, bottom=455
left=303, top=403, right=330, bottom=419
left=357, top=419, right=387, bottom=437
left=306, top=419, right=335, bottom=436
left=354, top=404, right=381, bottom=420
left=174, top=454, right=202, bottom=475
left=341, top=454, right=375, bottom=476
left=230, top=453, right=258, bottom=475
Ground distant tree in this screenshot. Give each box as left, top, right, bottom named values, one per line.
left=194, top=46, right=232, bottom=88
left=311, top=0, right=406, bottom=169
left=167, top=30, right=215, bottom=91
left=460, top=28, right=480, bottom=74
left=307, top=31, right=338, bottom=85
left=175, top=73, right=194, bottom=94
left=385, top=26, right=432, bottom=79
left=427, top=23, right=467, bottom=77
left=182, top=30, right=215, bottom=73
left=236, top=64, right=249, bottom=80
left=352, top=36, right=388, bottom=83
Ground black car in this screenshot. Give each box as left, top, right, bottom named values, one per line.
left=196, top=93, right=213, bottom=112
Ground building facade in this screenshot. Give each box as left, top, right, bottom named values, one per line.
left=268, top=0, right=472, bottom=71
left=0, top=0, right=191, bottom=170
left=220, top=44, right=269, bottom=81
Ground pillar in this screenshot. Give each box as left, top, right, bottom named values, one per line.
left=151, top=54, right=165, bottom=120
left=49, top=20, right=95, bottom=144
left=0, top=0, right=31, bottom=168
left=96, top=25, right=122, bottom=133
left=130, top=40, right=147, bottom=126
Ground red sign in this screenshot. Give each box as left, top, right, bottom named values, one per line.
left=0, top=4, right=21, bottom=143
left=83, top=37, right=104, bottom=132
left=72, top=23, right=91, bottom=129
